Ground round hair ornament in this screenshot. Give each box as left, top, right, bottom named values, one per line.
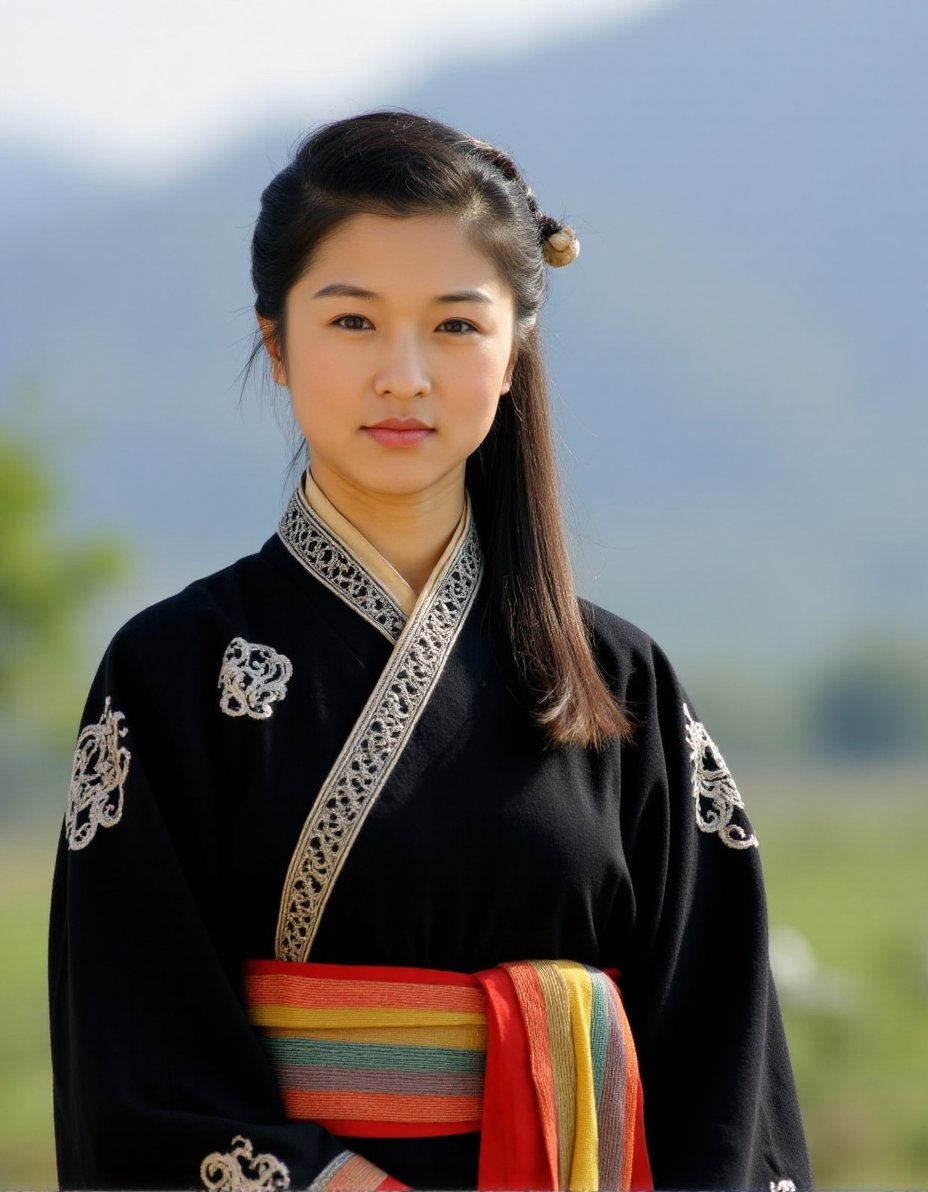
left=542, top=225, right=580, bottom=268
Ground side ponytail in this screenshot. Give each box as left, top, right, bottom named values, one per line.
left=467, top=329, right=633, bottom=751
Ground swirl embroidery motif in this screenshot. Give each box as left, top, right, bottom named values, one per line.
left=200, top=1135, right=290, bottom=1192
left=218, top=638, right=293, bottom=720
left=66, top=697, right=131, bottom=851
left=683, top=703, right=758, bottom=850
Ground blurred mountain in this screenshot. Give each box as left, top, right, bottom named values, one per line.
left=1, top=0, right=925, bottom=680
left=0, top=143, right=117, bottom=228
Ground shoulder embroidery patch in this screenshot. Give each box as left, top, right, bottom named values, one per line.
left=200, top=1135, right=290, bottom=1191
left=66, top=696, right=131, bottom=851
left=218, top=637, right=293, bottom=720
left=683, top=702, right=758, bottom=850
left=770, top=1181, right=797, bottom=1192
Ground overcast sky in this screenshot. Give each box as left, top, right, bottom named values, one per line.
left=3, top=0, right=677, bottom=178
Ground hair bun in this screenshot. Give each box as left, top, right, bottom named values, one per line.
left=542, top=225, right=580, bottom=268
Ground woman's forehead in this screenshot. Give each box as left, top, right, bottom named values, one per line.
left=297, top=212, right=513, bottom=301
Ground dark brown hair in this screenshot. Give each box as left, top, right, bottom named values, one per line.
left=247, top=110, right=632, bottom=749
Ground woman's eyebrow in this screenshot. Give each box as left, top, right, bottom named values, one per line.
left=435, top=290, right=493, bottom=305
left=312, top=282, right=493, bottom=304
left=313, top=283, right=378, bottom=300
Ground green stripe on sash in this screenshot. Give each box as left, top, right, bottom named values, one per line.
left=265, top=1036, right=485, bottom=1074
left=588, top=967, right=609, bottom=1112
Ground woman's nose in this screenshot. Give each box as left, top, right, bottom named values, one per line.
left=373, top=333, right=431, bottom=399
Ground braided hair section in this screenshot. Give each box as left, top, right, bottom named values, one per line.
left=467, top=137, right=580, bottom=267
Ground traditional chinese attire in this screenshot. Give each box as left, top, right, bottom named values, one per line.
left=49, top=473, right=811, bottom=1191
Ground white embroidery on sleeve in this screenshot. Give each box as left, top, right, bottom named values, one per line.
left=683, top=702, right=758, bottom=850
left=66, top=697, right=131, bottom=850
left=770, top=1180, right=797, bottom=1192
left=200, top=1135, right=290, bottom=1191
left=218, top=637, right=293, bottom=720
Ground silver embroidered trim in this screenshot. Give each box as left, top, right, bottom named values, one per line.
left=310, top=1152, right=391, bottom=1191
left=200, top=1135, right=290, bottom=1191
left=683, top=702, right=758, bottom=850
left=308, top=1153, right=352, bottom=1192
left=218, top=637, right=293, bottom=720
left=277, top=485, right=406, bottom=643
left=309, top=1151, right=384, bottom=1192
left=275, top=520, right=482, bottom=962
left=66, top=696, right=131, bottom=851
left=770, top=1181, right=797, bottom=1192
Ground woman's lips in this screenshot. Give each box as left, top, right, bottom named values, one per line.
left=362, top=425, right=434, bottom=448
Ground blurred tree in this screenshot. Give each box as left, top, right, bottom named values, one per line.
left=808, top=639, right=928, bottom=759
left=0, top=403, right=130, bottom=751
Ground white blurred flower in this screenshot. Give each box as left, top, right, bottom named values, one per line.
left=770, top=925, right=856, bottom=1013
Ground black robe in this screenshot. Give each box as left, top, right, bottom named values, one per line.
left=49, top=483, right=812, bottom=1191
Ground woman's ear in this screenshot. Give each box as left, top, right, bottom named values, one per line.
left=256, top=312, right=287, bottom=386
left=501, top=346, right=517, bottom=395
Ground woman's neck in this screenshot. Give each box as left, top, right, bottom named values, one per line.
left=307, top=461, right=466, bottom=595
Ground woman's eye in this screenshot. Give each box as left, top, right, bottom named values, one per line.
left=438, top=318, right=476, bottom=334
left=334, top=314, right=371, bottom=330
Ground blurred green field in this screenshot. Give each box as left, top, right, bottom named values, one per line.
left=754, top=764, right=928, bottom=1187
left=2, top=764, right=926, bottom=1189
left=0, top=827, right=57, bottom=1190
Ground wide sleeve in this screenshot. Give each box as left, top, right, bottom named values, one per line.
left=48, top=613, right=406, bottom=1192
left=618, top=640, right=813, bottom=1192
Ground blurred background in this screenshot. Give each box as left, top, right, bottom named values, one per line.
left=2, top=0, right=926, bottom=1185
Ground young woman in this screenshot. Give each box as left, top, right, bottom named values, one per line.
left=49, top=111, right=812, bottom=1192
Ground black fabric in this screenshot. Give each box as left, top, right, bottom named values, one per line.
left=49, top=528, right=812, bottom=1190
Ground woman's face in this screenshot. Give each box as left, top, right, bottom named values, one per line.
left=259, top=212, right=517, bottom=502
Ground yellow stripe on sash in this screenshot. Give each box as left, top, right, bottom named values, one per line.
left=555, top=961, right=599, bottom=1192
left=250, top=1005, right=485, bottom=1030
left=260, top=1023, right=488, bottom=1050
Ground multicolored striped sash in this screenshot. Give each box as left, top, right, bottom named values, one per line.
left=244, top=958, right=652, bottom=1192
